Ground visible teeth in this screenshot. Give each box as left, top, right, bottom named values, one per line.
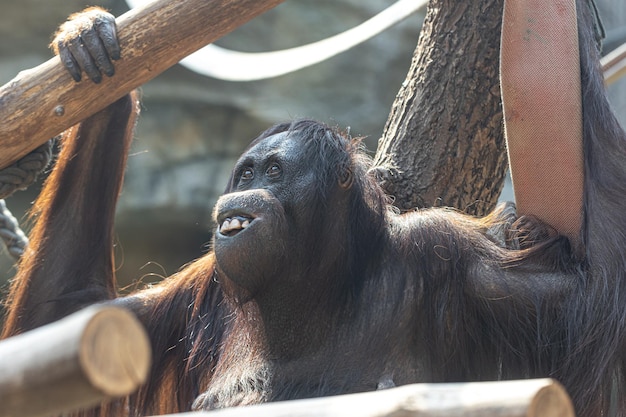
left=219, top=216, right=252, bottom=235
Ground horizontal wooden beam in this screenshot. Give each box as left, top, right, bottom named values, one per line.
left=0, top=0, right=286, bottom=170
left=177, top=379, right=574, bottom=417
left=0, top=306, right=151, bottom=417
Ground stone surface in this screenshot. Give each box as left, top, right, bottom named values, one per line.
left=0, top=0, right=425, bottom=284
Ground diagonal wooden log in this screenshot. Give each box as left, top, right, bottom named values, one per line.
left=0, top=0, right=286, bottom=170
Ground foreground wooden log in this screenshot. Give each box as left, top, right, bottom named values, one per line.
left=0, top=0, right=286, bottom=170
left=174, top=379, right=573, bottom=417
left=0, top=306, right=151, bottom=417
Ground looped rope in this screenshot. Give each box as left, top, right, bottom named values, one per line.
left=0, top=140, right=54, bottom=199
left=0, top=139, right=55, bottom=260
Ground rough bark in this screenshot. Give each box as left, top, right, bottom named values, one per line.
left=372, top=0, right=507, bottom=216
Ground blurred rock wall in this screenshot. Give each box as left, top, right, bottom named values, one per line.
left=0, top=0, right=424, bottom=285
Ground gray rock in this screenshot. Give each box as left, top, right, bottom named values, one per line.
left=0, top=0, right=424, bottom=283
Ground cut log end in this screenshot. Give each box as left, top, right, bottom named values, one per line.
left=79, top=307, right=151, bottom=397
left=0, top=306, right=152, bottom=417
left=529, top=382, right=575, bottom=417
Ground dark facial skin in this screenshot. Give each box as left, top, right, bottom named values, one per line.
left=212, top=132, right=322, bottom=299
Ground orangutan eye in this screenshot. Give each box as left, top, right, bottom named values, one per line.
left=266, top=163, right=282, bottom=178
left=241, top=167, right=254, bottom=181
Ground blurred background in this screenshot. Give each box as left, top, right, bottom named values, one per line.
left=0, top=0, right=624, bottom=289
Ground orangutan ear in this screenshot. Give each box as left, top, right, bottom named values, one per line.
left=339, top=168, right=353, bottom=190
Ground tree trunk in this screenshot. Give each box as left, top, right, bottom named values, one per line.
left=372, top=0, right=507, bottom=216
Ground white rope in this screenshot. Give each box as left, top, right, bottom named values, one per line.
left=125, top=0, right=427, bottom=81
left=0, top=199, right=28, bottom=260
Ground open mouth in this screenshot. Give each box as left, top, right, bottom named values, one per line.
left=218, top=215, right=255, bottom=237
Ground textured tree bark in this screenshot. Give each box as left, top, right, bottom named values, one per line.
left=372, top=0, right=507, bottom=216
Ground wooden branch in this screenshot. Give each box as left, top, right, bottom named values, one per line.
left=0, top=0, right=286, bottom=170
left=174, top=379, right=573, bottom=417
left=0, top=306, right=151, bottom=417
left=602, top=42, right=626, bottom=86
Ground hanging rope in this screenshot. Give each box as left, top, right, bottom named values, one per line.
left=125, top=0, right=428, bottom=81
left=0, top=140, right=54, bottom=260
left=0, top=200, right=29, bottom=260
left=124, top=0, right=626, bottom=84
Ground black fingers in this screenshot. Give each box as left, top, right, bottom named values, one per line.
left=95, top=14, right=121, bottom=61
left=55, top=9, right=120, bottom=84
left=67, top=35, right=102, bottom=83
left=81, top=28, right=115, bottom=78
left=57, top=41, right=82, bottom=82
